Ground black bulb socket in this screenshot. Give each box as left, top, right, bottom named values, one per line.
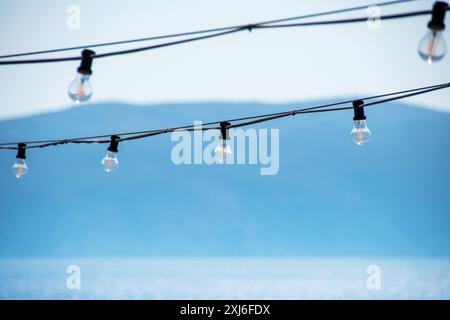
left=77, top=49, right=96, bottom=75
left=353, top=100, right=366, bottom=121
left=108, top=135, right=120, bottom=153
left=16, top=143, right=27, bottom=159
left=219, top=122, right=231, bottom=140
left=428, top=1, right=448, bottom=31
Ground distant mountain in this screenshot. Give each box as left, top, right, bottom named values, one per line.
left=0, top=101, right=449, bottom=257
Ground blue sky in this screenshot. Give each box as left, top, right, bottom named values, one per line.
left=0, top=1, right=450, bottom=260
left=0, top=0, right=449, bottom=119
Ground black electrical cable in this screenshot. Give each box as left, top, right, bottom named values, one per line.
left=228, top=83, right=450, bottom=129
left=225, top=82, right=449, bottom=123
left=0, top=0, right=418, bottom=60
left=0, top=82, right=448, bottom=150
left=254, top=9, right=434, bottom=29
left=0, top=28, right=245, bottom=65
left=250, top=0, right=420, bottom=25
left=230, top=82, right=450, bottom=128
left=363, top=84, right=450, bottom=106
left=0, top=5, right=434, bottom=65
left=0, top=82, right=446, bottom=147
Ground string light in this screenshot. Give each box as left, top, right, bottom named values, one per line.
left=350, top=100, right=371, bottom=146
left=418, top=1, right=448, bottom=63
left=0, top=1, right=448, bottom=176
left=0, top=2, right=446, bottom=110
left=2, top=83, right=449, bottom=179
left=0, top=0, right=418, bottom=61
left=101, top=135, right=120, bottom=172
left=0, top=2, right=448, bottom=69
left=68, top=49, right=95, bottom=104
left=214, top=122, right=232, bottom=163
left=12, top=143, right=28, bottom=178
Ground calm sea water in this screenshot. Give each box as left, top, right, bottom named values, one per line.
left=0, top=258, right=449, bottom=299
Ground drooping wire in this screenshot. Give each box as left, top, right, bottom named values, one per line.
left=0, top=28, right=245, bottom=65
left=0, top=3, right=435, bottom=65
left=253, top=9, right=434, bottom=29
left=0, top=81, right=445, bottom=146
left=0, top=82, right=448, bottom=150
left=0, top=0, right=419, bottom=60
left=227, top=83, right=450, bottom=129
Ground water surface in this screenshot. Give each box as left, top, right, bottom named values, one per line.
left=0, top=258, right=449, bottom=299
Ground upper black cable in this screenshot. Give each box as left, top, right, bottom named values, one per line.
left=0, top=1, right=433, bottom=65
left=0, top=0, right=418, bottom=60
left=0, top=28, right=246, bottom=65
left=253, top=9, right=433, bottom=29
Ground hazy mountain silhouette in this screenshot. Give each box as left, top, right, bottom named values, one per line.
left=0, top=101, right=449, bottom=257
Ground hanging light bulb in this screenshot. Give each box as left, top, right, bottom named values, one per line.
left=350, top=100, right=371, bottom=146
left=418, top=1, right=448, bottom=63
left=101, top=135, right=120, bottom=172
left=214, top=122, right=232, bottom=163
left=68, top=49, right=95, bottom=104
left=12, top=143, right=28, bottom=178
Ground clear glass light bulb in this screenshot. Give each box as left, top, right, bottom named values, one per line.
left=351, top=120, right=371, bottom=146
left=214, top=139, right=232, bottom=163
left=101, top=151, right=119, bottom=172
left=12, top=158, right=28, bottom=178
left=418, top=29, right=447, bottom=63
left=68, top=73, right=93, bottom=104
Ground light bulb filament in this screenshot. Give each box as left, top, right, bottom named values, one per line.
left=427, top=30, right=438, bottom=63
